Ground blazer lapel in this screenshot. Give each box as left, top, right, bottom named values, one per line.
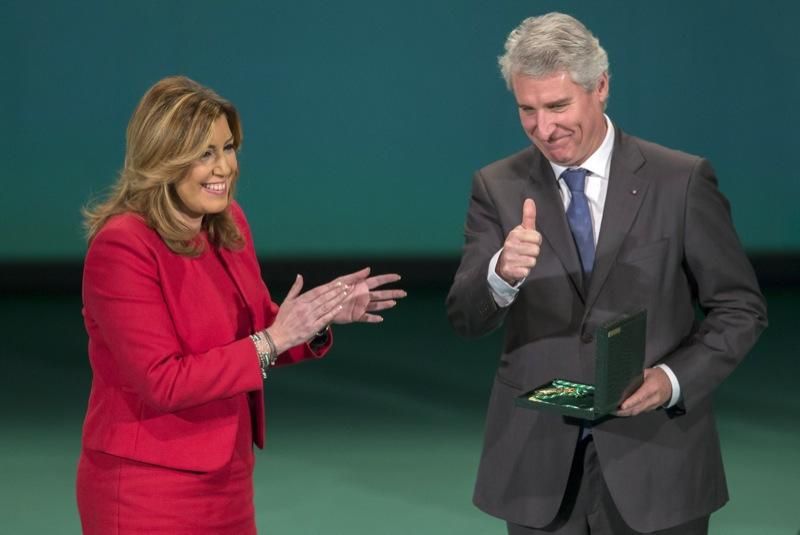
left=585, top=130, right=648, bottom=312
left=526, top=153, right=586, bottom=300
left=215, top=245, right=259, bottom=331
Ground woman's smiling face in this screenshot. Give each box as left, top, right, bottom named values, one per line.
left=174, top=115, right=238, bottom=231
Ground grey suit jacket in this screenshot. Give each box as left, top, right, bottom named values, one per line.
left=446, top=129, right=767, bottom=532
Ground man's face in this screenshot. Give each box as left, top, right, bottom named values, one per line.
left=512, top=71, right=609, bottom=166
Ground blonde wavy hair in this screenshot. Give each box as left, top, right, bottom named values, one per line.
left=84, top=76, right=244, bottom=256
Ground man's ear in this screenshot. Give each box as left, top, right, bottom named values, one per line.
left=595, top=72, right=609, bottom=104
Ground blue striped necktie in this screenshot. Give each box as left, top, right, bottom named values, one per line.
left=561, top=168, right=595, bottom=275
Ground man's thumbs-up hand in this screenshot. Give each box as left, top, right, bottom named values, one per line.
left=521, top=198, right=536, bottom=231
left=496, top=198, right=543, bottom=285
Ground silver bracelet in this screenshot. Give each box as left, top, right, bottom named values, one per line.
left=262, top=329, right=279, bottom=365
left=250, top=331, right=273, bottom=379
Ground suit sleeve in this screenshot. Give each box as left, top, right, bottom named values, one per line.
left=447, top=170, right=512, bottom=338
left=83, top=226, right=264, bottom=413
left=661, top=159, right=767, bottom=410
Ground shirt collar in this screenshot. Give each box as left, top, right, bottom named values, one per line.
left=549, top=115, right=615, bottom=180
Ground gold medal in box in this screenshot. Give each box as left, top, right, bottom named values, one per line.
left=516, top=310, right=647, bottom=420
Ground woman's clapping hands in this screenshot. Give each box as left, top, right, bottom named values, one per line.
left=266, top=267, right=405, bottom=354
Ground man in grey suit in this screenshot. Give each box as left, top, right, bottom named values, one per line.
left=447, top=12, right=767, bottom=535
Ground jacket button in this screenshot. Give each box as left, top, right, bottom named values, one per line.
left=581, top=333, right=594, bottom=344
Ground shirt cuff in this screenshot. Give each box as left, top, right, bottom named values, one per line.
left=654, top=363, right=681, bottom=408
left=487, top=249, right=522, bottom=307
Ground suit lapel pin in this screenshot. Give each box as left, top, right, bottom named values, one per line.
left=631, top=189, right=638, bottom=195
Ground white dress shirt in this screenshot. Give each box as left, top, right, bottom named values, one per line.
left=486, top=116, right=681, bottom=407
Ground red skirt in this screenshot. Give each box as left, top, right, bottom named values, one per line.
left=76, top=394, right=256, bottom=534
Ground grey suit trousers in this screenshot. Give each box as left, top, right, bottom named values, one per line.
left=506, top=438, right=709, bottom=535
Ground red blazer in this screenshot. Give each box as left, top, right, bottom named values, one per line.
left=80, top=202, right=330, bottom=472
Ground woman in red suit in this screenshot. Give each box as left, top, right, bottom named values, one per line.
left=76, top=76, right=405, bottom=534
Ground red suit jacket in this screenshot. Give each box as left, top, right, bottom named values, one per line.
left=80, top=201, right=329, bottom=472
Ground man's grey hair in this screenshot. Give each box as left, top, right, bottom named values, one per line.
left=499, top=12, right=609, bottom=92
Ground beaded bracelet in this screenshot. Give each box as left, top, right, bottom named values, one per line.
left=250, top=331, right=275, bottom=379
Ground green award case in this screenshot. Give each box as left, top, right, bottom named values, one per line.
left=516, top=310, right=647, bottom=420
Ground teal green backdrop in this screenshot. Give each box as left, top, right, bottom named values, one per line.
left=4, top=0, right=797, bottom=259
